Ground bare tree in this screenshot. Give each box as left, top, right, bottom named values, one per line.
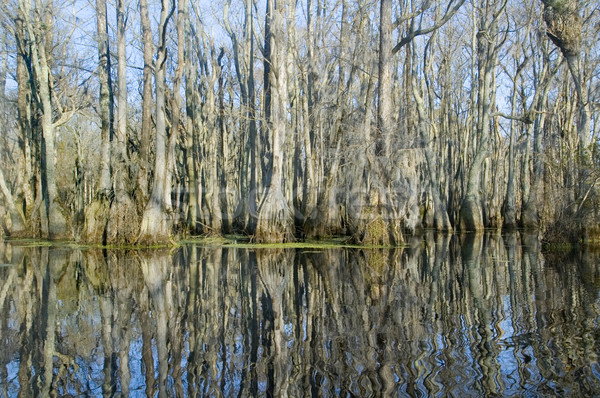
left=138, top=0, right=175, bottom=244
left=254, top=0, right=295, bottom=242
left=82, top=0, right=115, bottom=243
left=19, top=0, right=72, bottom=239
left=459, top=0, right=507, bottom=231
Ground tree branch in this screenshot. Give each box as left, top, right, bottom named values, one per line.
left=392, top=0, right=466, bottom=54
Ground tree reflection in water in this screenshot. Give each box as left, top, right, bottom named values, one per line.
left=0, top=234, right=600, bottom=396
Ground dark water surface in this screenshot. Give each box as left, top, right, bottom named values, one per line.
left=1, top=234, right=600, bottom=397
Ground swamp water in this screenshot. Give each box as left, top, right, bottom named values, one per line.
left=0, top=234, right=599, bottom=397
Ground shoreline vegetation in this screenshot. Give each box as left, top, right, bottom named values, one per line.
left=2, top=234, right=402, bottom=250
left=0, top=0, right=598, bottom=246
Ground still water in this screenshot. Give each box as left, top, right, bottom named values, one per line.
left=1, top=234, right=600, bottom=397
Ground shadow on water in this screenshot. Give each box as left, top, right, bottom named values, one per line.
left=0, top=233, right=599, bottom=396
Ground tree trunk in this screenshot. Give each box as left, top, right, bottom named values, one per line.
left=137, top=0, right=154, bottom=202
left=184, top=15, right=200, bottom=234
left=411, top=39, right=452, bottom=231
left=246, top=0, right=258, bottom=233
left=138, top=0, right=175, bottom=244
left=20, top=0, right=70, bottom=239
left=459, top=0, right=506, bottom=232
left=106, top=0, right=139, bottom=244
left=82, top=0, right=114, bottom=243
left=304, top=0, right=349, bottom=238
left=503, top=74, right=519, bottom=230
left=260, top=0, right=273, bottom=189
left=255, top=0, right=294, bottom=242
left=13, top=15, right=35, bottom=236
left=349, top=0, right=402, bottom=245
left=521, top=42, right=555, bottom=230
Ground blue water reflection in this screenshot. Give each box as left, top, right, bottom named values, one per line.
left=0, top=234, right=599, bottom=396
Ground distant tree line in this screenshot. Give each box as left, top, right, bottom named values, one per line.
left=0, top=0, right=598, bottom=244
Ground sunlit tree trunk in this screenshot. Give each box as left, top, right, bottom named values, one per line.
left=503, top=64, right=521, bottom=230
left=164, top=0, right=188, bottom=230
left=459, top=0, right=506, bottom=231
left=138, top=0, right=175, bottom=244
left=184, top=17, right=200, bottom=234
left=82, top=0, right=113, bottom=243
left=5, top=16, right=33, bottom=236
left=137, top=0, right=154, bottom=201
left=20, top=0, right=70, bottom=239
left=348, top=0, right=403, bottom=245
left=410, top=37, right=452, bottom=231
left=106, top=0, right=139, bottom=244
left=255, top=0, right=294, bottom=242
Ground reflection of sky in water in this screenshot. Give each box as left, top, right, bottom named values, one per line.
left=6, top=360, right=19, bottom=396
left=0, top=239, right=600, bottom=396
left=129, top=335, right=146, bottom=394
left=498, top=294, right=518, bottom=394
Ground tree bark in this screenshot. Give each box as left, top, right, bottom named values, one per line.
left=20, top=0, right=71, bottom=239
left=138, top=0, right=175, bottom=244
left=459, top=0, right=506, bottom=232
left=137, top=0, right=154, bottom=201
left=12, top=14, right=35, bottom=236
left=106, top=0, right=139, bottom=244
left=255, top=0, right=294, bottom=242
left=349, top=0, right=402, bottom=246
left=410, top=36, right=452, bottom=231
left=82, top=0, right=114, bottom=243
left=184, top=11, right=200, bottom=234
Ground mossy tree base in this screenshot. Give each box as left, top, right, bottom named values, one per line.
left=304, top=198, right=344, bottom=240
left=520, top=201, right=539, bottom=230
left=254, top=188, right=294, bottom=243
left=6, top=206, right=28, bottom=238
left=47, top=200, right=72, bottom=240
left=81, top=196, right=111, bottom=244
left=106, top=195, right=140, bottom=245
left=349, top=204, right=403, bottom=246
left=137, top=202, right=171, bottom=245
left=503, top=202, right=518, bottom=231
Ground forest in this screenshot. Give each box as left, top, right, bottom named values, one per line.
left=0, top=0, right=598, bottom=244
